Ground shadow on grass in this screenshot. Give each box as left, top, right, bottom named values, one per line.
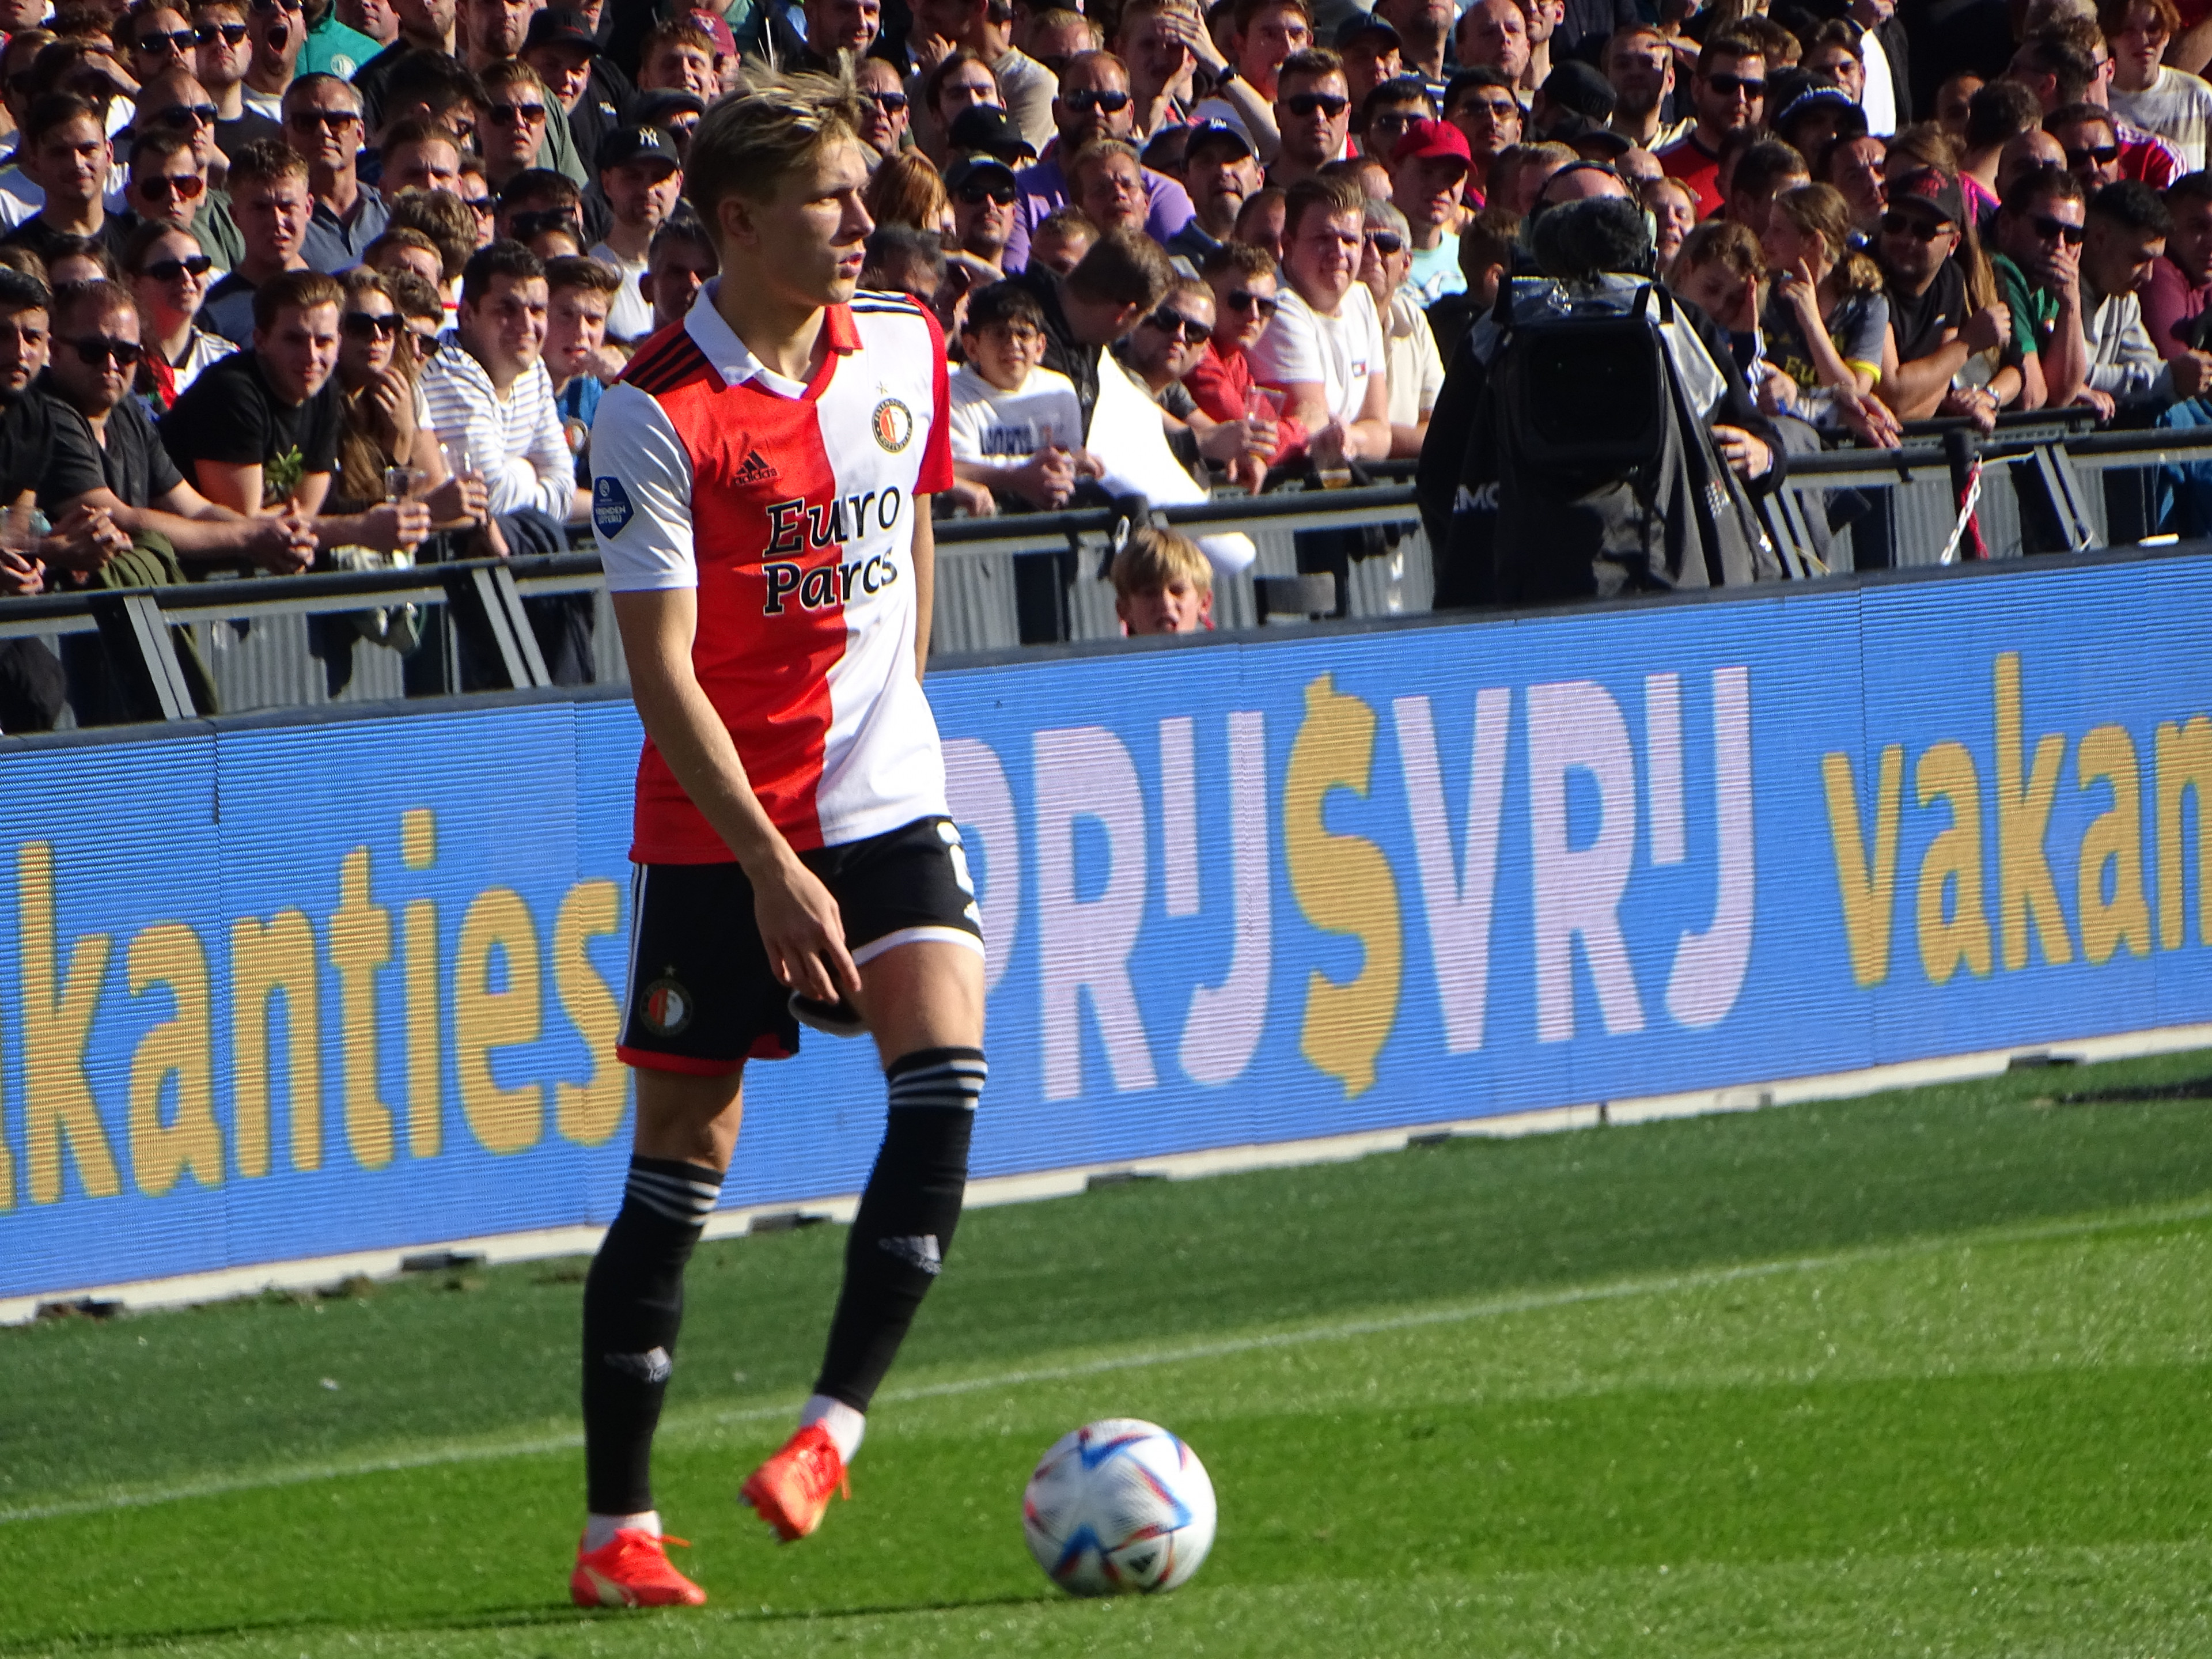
left=0, top=1590, right=1066, bottom=1656
left=2054, top=1074, right=2212, bottom=1105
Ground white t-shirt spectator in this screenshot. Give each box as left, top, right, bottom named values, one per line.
left=1381, top=289, right=1444, bottom=429
left=1245, top=279, right=1386, bottom=427
left=947, top=362, right=1084, bottom=464
left=2112, top=66, right=2212, bottom=172
left=419, top=337, right=577, bottom=520
left=590, top=241, right=654, bottom=342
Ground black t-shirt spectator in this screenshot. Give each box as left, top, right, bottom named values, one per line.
left=2, top=213, right=130, bottom=269
left=0, top=387, right=105, bottom=503
left=566, top=58, right=635, bottom=176
left=215, top=111, right=284, bottom=162
left=37, top=382, right=185, bottom=514
left=160, top=349, right=340, bottom=503
left=1888, top=257, right=1968, bottom=366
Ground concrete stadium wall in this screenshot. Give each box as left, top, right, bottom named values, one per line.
left=4, top=551, right=2210, bottom=1311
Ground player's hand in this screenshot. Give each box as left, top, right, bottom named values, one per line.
left=753, top=851, right=862, bottom=1006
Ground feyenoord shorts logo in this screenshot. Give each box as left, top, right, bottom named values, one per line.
left=872, top=398, right=914, bottom=453
left=639, top=974, right=692, bottom=1036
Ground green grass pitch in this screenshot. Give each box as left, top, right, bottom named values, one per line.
left=5, top=1052, right=2212, bottom=1657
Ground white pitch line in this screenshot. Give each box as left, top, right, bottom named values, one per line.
left=6, top=1197, right=2206, bottom=1529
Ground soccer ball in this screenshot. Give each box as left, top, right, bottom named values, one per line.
left=1020, top=1418, right=1217, bottom=1596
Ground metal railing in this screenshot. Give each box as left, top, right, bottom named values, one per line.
left=7, top=424, right=2212, bottom=732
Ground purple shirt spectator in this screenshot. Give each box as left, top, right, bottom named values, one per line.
left=2142, top=253, right=2212, bottom=363
left=1004, top=149, right=1195, bottom=272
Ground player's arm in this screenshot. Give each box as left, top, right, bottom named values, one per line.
left=912, top=494, right=935, bottom=680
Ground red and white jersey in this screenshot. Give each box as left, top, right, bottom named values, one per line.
left=590, top=282, right=956, bottom=862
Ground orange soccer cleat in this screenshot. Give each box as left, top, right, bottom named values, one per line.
left=739, top=1423, right=851, bottom=1541
left=569, top=1527, right=707, bottom=1608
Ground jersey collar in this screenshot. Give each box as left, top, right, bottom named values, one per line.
left=685, top=278, right=862, bottom=400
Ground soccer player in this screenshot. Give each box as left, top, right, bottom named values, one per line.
left=574, top=74, right=986, bottom=1611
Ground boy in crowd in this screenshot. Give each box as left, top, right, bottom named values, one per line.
left=948, top=280, right=1093, bottom=509
left=1027, top=204, right=1097, bottom=274
left=543, top=252, right=620, bottom=469
left=1112, top=524, right=1211, bottom=632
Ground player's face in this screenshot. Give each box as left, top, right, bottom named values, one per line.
left=731, top=138, right=876, bottom=310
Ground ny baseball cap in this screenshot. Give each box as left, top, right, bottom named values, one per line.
left=1889, top=166, right=1965, bottom=226
left=1183, top=117, right=1255, bottom=160
left=522, top=6, right=597, bottom=53
left=1389, top=115, right=1471, bottom=169
left=599, top=123, right=683, bottom=172
left=947, top=104, right=1036, bottom=161
left=944, top=153, right=1018, bottom=194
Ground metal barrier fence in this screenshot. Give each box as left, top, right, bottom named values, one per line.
left=6, top=415, right=2212, bottom=732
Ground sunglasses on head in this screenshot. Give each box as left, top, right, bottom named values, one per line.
left=865, top=88, right=908, bottom=111
left=1705, top=71, right=1766, bottom=97
left=1224, top=287, right=1278, bottom=315
left=1284, top=91, right=1350, bottom=118
left=1066, top=87, right=1131, bottom=113
left=1145, top=306, right=1211, bottom=342
left=2066, top=143, right=2120, bottom=166
left=154, top=102, right=219, bottom=128
left=142, top=252, right=214, bottom=279
left=1364, top=228, right=1403, bottom=253
left=957, top=180, right=1017, bottom=205
left=490, top=101, right=548, bottom=126
left=135, top=26, right=195, bottom=52
left=1879, top=208, right=1949, bottom=241
left=194, top=21, right=248, bottom=43
left=2029, top=211, right=2086, bottom=244
left=342, top=310, right=400, bottom=339
left=66, top=335, right=144, bottom=366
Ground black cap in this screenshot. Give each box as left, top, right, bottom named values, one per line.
left=599, top=123, right=683, bottom=172
left=1182, top=117, right=1254, bottom=160
left=945, top=153, right=1017, bottom=194
left=633, top=88, right=707, bottom=124
left=522, top=6, right=597, bottom=53
left=1334, top=10, right=1399, bottom=49
left=1542, top=111, right=1633, bottom=157
left=947, top=103, right=1036, bottom=161
left=1540, top=59, right=1615, bottom=122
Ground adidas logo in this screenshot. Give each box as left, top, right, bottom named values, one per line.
left=878, top=1234, right=943, bottom=1275
left=734, top=448, right=778, bottom=484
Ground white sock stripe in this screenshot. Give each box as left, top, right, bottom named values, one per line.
left=887, top=1060, right=988, bottom=1109
left=626, top=1169, right=724, bottom=1203
left=625, top=1188, right=711, bottom=1226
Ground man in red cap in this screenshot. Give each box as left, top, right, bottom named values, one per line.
left=1389, top=115, right=1471, bottom=303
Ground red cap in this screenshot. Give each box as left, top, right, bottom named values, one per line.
left=1391, top=116, right=1471, bottom=171
left=690, top=9, right=737, bottom=56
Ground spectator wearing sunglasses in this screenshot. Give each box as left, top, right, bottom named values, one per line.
left=1187, top=237, right=1304, bottom=464
left=191, top=0, right=285, bottom=159
left=1357, top=199, right=1440, bottom=457
left=240, top=0, right=306, bottom=126
left=947, top=153, right=1021, bottom=276
left=478, top=59, right=564, bottom=194
left=120, top=219, right=236, bottom=406
left=2049, top=101, right=2128, bottom=190
left=327, top=266, right=479, bottom=528
left=119, top=126, right=245, bottom=272
left=1658, top=32, right=1765, bottom=217
left=1991, top=163, right=2092, bottom=411
left=1003, top=53, right=1194, bottom=272
left=1115, top=274, right=1271, bottom=490
left=1187, top=0, right=1312, bottom=161
left=855, top=56, right=914, bottom=163
left=1267, top=47, right=1352, bottom=187
left=1870, top=167, right=2024, bottom=427
left=281, top=73, right=389, bottom=273
left=3, top=95, right=128, bottom=272
left=39, top=275, right=311, bottom=588
left=127, top=7, right=200, bottom=93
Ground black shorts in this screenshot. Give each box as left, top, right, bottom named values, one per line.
left=617, top=815, right=984, bottom=1074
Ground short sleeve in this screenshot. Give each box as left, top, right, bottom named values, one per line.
left=161, top=362, right=270, bottom=469
left=1836, top=293, right=1888, bottom=373
left=916, top=308, right=955, bottom=495
left=1247, top=296, right=1323, bottom=389
left=589, top=381, right=698, bottom=592
left=125, top=399, right=186, bottom=500
left=31, top=397, right=106, bottom=512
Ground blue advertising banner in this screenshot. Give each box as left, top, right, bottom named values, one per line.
left=4, top=555, right=2208, bottom=1302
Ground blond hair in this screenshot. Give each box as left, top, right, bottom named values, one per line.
left=684, top=69, right=868, bottom=227
left=1111, top=527, right=1213, bottom=599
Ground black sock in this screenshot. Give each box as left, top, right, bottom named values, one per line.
left=581, top=1156, right=721, bottom=1516
left=813, top=1046, right=986, bottom=1412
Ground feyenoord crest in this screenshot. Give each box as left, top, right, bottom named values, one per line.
left=640, top=974, right=692, bottom=1036
left=872, top=397, right=914, bottom=453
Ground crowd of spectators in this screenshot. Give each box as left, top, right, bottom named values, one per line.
left=10, top=0, right=2212, bottom=722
